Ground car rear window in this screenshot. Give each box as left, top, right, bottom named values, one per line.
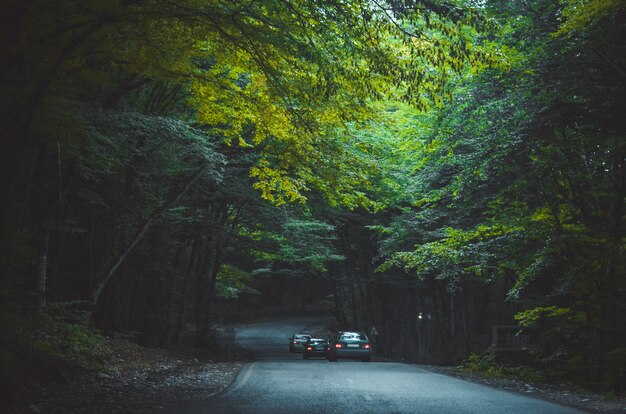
left=295, top=335, right=310, bottom=340
left=339, top=332, right=367, bottom=341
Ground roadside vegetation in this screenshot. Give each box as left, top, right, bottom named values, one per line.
left=1, top=0, right=624, bottom=409
left=0, top=296, right=247, bottom=412
left=0, top=299, right=109, bottom=385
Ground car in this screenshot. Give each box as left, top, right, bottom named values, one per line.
left=327, top=331, right=372, bottom=362
left=302, top=338, right=329, bottom=359
left=289, top=334, right=311, bottom=352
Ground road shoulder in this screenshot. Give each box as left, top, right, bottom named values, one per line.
left=422, top=365, right=626, bottom=414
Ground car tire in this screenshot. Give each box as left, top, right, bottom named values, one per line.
left=329, top=356, right=337, bottom=362
left=303, top=354, right=309, bottom=359
left=361, top=357, right=371, bottom=362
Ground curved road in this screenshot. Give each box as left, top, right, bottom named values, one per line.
left=183, top=318, right=585, bottom=414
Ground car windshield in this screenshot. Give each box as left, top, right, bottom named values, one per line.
left=339, top=332, right=367, bottom=341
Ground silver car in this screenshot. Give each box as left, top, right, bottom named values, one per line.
left=327, top=331, right=372, bottom=362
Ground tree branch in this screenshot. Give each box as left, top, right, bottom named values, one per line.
left=91, top=165, right=208, bottom=306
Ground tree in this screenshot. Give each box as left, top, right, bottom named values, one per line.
left=366, top=0, right=625, bottom=387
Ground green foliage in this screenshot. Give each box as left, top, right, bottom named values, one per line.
left=513, top=306, right=590, bottom=381
left=244, top=213, right=344, bottom=273
left=458, top=353, right=501, bottom=376
left=1, top=0, right=624, bottom=393
left=366, top=0, right=626, bottom=389
left=459, top=353, right=545, bottom=383
left=556, top=0, right=624, bottom=35
left=216, top=265, right=251, bottom=299
left=514, top=307, right=586, bottom=329
left=378, top=224, right=521, bottom=280
left=0, top=0, right=503, bottom=238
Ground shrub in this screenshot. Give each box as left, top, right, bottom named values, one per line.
left=459, top=352, right=545, bottom=382
left=0, top=299, right=111, bottom=381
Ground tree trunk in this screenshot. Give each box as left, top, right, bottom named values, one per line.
left=173, top=238, right=199, bottom=347
left=35, top=226, right=50, bottom=308
left=91, top=166, right=207, bottom=306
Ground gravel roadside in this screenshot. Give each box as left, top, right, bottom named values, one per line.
left=5, top=337, right=249, bottom=414
left=424, top=365, right=626, bottom=414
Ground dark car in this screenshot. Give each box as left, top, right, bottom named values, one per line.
left=289, top=334, right=311, bottom=352
left=327, top=331, right=372, bottom=362
left=302, top=338, right=329, bottom=359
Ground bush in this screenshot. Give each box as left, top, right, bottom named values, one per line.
left=459, top=352, right=545, bottom=382
left=0, top=299, right=112, bottom=381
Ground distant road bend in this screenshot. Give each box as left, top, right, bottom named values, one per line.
left=179, top=317, right=585, bottom=414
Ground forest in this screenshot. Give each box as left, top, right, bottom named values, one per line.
left=1, top=0, right=625, bottom=402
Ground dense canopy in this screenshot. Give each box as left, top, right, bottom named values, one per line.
left=1, top=0, right=625, bottom=397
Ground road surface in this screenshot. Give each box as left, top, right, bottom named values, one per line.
left=182, top=317, right=585, bottom=414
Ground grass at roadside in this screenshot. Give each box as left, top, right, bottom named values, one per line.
left=0, top=298, right=111, bottom=408
left=450, top=352, right=626, bottom=413
left=0, top=295, right=249, bottom=413
left=458, top=353, right=546, bottom=383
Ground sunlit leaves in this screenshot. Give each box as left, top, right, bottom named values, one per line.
left=180, top=0, right=499, bottom=206
left=249, top=160, right=308, bottom=205
left=378, top=224, right=519, bottom=277
left=216, top=265, right=251, bottom=299
left=556, top=0, right=625, bottom=36
left=3, top=0, right=501, bottom=209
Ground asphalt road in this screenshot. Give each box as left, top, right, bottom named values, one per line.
left=183, top=317, right=586, bottom=414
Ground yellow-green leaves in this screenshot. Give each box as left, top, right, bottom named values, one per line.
left=9, top=0, right=497, bottom=209
left=556, top=0, right=624, bottom=36
left=249, top=160, right=308, bottom=205
left=377, top=224, right=519, bottom=276
left=179, top=0, right=497, bottom=207
left=5, top=0, right=500, bottom=210
left=514, top=306, right=586, bottom=328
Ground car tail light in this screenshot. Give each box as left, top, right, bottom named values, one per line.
left=335, top=343, right=342, bottom=349
left=293, top=341, right=298, bottom=344
left=364, top=344, right=371, bottom=349
left=306, top=346, right=313, bottom=351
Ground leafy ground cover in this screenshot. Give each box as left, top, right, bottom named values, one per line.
left=0, top=302, right=248, bottom=413
left=425, top=354, right=626, bottom=414
left=433, top=364, right=626, bottom=414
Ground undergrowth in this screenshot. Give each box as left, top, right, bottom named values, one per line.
left=0, top=295, right=111, bottom=391
left=458, top=352, right=546, bottom=383
left=459, top=350, right=626, bottom=396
